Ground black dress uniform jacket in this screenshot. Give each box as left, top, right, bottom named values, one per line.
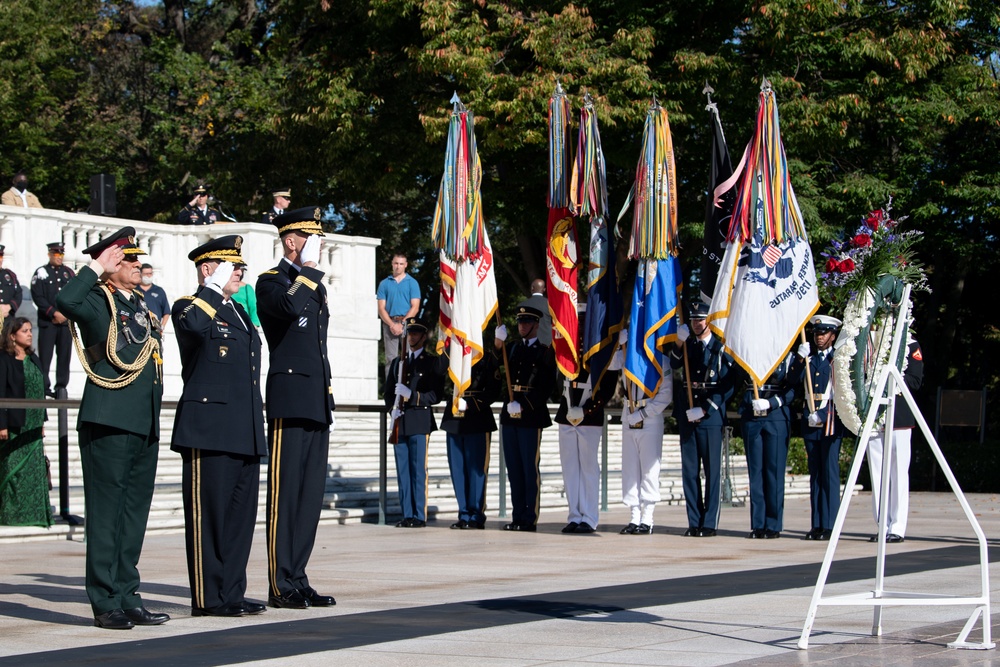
left=670, top=334, right=734, bottom=425
left=176, top=206, right=221, bottom=225
left=385, top=349, right=445, bottom=437
left=0, top=267, right=21, bottom=313
left=499, top=339, right=556, bottom=429
left=31, top=263, right=75, bottom=322
left=440, top=348, right=501, bottom=435
left=256, top=261, right=334, bottom=424
left=170, top=287, right=267, bottom=455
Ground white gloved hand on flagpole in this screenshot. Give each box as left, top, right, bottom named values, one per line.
left=797, top=342, right=811, bottom=359
left=807, top=412, right=823, bottom=427
left=495, top=324, right=508, bottom=342
left=686, top=407, right=705, bottom=422
left=507, top=400, right=521, bottom=416
left=677, top=324, right=690, bottom=343
left=618, top=328, right=629, bottom=345
left=752, top=398, right=770, bottom=413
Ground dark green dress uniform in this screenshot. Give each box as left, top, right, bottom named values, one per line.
left=171, top=236, right=267, bottom=616
left=31, top=243, right=75, bottom=394
left=256, top=206, right=335, bottom=609
left=55, top=229, right=164, bottom=622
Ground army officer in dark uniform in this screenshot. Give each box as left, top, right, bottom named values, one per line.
left=31, top=241, right=75, bottom=395
left=57, top=227, right=168, bottom=630
left=176, top=184, right=220, bottom=225
left=172, top=235, right=267, bottom=617
left=440, top=346, right=500, bottom=529
left=0, top=245, right=22, bottom=322
left=256, top=206, right=336, bottom=610
left=384, top=317, right=445, bottom=527
left=495, top=305, right=556, bottom=532
left=260, top=186, right=291, bottom=225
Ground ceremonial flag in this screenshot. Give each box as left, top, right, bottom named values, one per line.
left=624, top=256, right=682, bottom=397
left=432, top=95, right=498, bottom=412
left=572, top=98, right=622, bottom=392
left=708, top=82, right=820, bottom=385
left=701, top=91, right=735, bottom=305
left=547, top=85, right=579, bottom=378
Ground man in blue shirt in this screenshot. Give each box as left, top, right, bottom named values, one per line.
left=376, top=253, right=420, bottom=375
left=139, top=264, right=171, bottom=330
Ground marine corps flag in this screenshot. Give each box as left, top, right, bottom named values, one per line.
left=547, top=85, right=579, bottom=378
left=432, top=95, right=498, bottom=411
left=708, top=81, right=820, bottom=385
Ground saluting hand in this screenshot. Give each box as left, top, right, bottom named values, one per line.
left=91, top=245, right=124, bottom=277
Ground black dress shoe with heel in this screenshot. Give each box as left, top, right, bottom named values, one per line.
left=561, top=522, right=579, bottom=534
left=299, top=588, right=336, bottom=607
left=192, top=603, right=245, bottom=617
left=451, top=520, right=469, bottom=529
left=635, top=524, right=652, bottom=535
left=683, top=527, right=699, bottom=537
left=268, top=589, right=311, bottom=609
left=576, top=522, right=595, bottom=534
left=699, top=528, right=717, bottom=537
left=619, top=523, right=639, bottom=535
left=94, top=609, right=134, bottom=630
left=123, top=607, right=170, bottom=625
left=242, top=600, right=267, bottom=615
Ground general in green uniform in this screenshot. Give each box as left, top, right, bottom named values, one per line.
left=56, top=227, right=169, bottom=630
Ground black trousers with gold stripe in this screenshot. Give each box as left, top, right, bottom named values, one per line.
left=180, top=448, right=261, bottom=610
left=266, top=418, right=330, bottom=597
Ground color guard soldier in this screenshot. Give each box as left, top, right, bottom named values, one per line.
left=176, top=184, right=220, bottom=225
left=440, top=347, right=500, bottom=530
left=31, top=241, right=75, bottom=395
left=739, top=343, right=804, bottom=539
left=670, top=302, right=734, bottom=537
left=495, top=305, right=555, bottom=531
left=57, top=227, right=167, bottom=630
left=384, top=317, right=445, bottom=527
left=0, top=246, right=22, bottom=322
left=256, top=206, right=336, bottom=610
left=171, top=235, right=267, bottom=616
left=260, top=186, right=291, bottom=225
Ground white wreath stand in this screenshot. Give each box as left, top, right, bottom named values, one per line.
left=798, top=285, right=994, bottom=650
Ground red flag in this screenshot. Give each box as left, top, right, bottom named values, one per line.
left=546, top=206, right=579, bottom=378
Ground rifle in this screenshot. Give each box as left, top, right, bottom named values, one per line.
left=388, top=329, right=407, bottom=444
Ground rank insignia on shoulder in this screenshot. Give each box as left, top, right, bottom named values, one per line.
left=259, top=270, right=279, bottom=276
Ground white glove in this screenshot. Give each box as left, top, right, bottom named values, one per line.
left=677, top=324, right=690, bottom=343
left=752, top=398, right=770, bottom=412
left=507, top=400, right=522, bottom=416
left=626, top=408, right=644, bottom=426
left=566, top=406, right=585, bottom=426
left=300, top=234, right=321, bottom=265
left=807, top=412, right=823, bottom=427
left=391, top=408, right=403, bottom=420
left=394, top=382, right=412, bottom=400
left=205, top=261, right=234, bottom=292
left=797, top=342, right=810, bottom=358
left=618, top=328, right=629, bottom=345
left=495, top=324, right=508, bottom=342
left=609, top=349, right=624, bottom=371
left=330, top=413, right=337, bottom=432
left=686, top=407, right=705, bottom=422
left=457, top=398, right=468, bottom=413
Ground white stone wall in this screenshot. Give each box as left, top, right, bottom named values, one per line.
left=0, top=205, right=382, bottom=402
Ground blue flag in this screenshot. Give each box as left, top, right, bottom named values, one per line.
left=582, top=217, right=623, bottom=393
left=625, top=257, right=682, bottom=397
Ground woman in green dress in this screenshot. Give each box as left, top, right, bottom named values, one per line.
left=0, top=317, right=51, bottom=527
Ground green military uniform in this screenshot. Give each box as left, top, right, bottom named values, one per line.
left=56, top=229, right=164, bottom=623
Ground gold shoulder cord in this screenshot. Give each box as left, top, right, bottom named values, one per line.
left=69, top=284, right=161, bottom=390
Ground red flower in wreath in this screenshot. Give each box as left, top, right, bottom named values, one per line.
left=852, top=233, right=872, bottom=248
left=825, top=258, right=840, bottom=273
left=838, top=258, right=856, bottom=273
left=865, top=209, right=883, bottom=231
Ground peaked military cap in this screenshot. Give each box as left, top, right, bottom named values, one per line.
left=271, top=186, right=291, bottom=198
left=83, top=227, right=147, bottom=258
left=47, top=241, right=66, bottom=254
left=405, top=317, right=429, bottom=334
left=273, top=205, right=325, bottom=236
left=189, top=235, right=246, bottom=266
left=811, top=314, right=842, bottom=332
left=192, top=184, right=209, bottom=196
left=688, top=301, right=710, bottom=320
left=515, top=305, right=543, bottom=322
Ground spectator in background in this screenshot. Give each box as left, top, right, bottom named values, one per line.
left=138, top=264, right=170, bottom=331
left=376, top=253, right=420, bottom=375
left=176, top=185, right=219, bottom=225
left=260, top=186, right=292, bottom=225
left=1, top=172, right=43, bottom=209
left=0, top=246, right=22, bottom=320
left=30, top=242, right=75, bottom=397
left=518, top=279, right=552, bottom=346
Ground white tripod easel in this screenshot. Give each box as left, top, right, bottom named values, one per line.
left=798, top=284, right=994, bottom=650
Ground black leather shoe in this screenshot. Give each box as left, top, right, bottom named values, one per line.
left=192, top=603, right=245, bottom=617
left=818, top=530, right=832, bottom=541
left=268, top=590, right=310, bottom=609
left=94, top=609, right=134, bottom=630
left=746, top=529, right=766, bottom=539
left=683, top=527, right=699, bottom=537
left=123, top=607, right=170, bottom=625
left=619, top=523, right=639, bottom=535
left=803, top=528, right=822, bottom=540
left=561, top=522, right=579, bottom=534
left=886, top=533, right=905, bottom=543
left=764, top=530, right=781, bottom=539
left=469, top=520, right=485, bottom=529
left=300, top=588, right=336, bottom=607
left=451, top=520, right=469, bottom=529
left=242, top=600, right=267, bottom=615
left=576, top=522, right=595, bottom=534
left=409, top=519, right=426, bottom=528
left=520, top=524, right=537, bottom=532
left=635, top=523, right=652, bottom=535
left=699, top=528, right=717, bottom=537
left=395, top=518, right=413, bottom=528
left=503, top=522, right=518, bottom=531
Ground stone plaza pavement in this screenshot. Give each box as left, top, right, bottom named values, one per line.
left=1, top=492, right=998, bottom=666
